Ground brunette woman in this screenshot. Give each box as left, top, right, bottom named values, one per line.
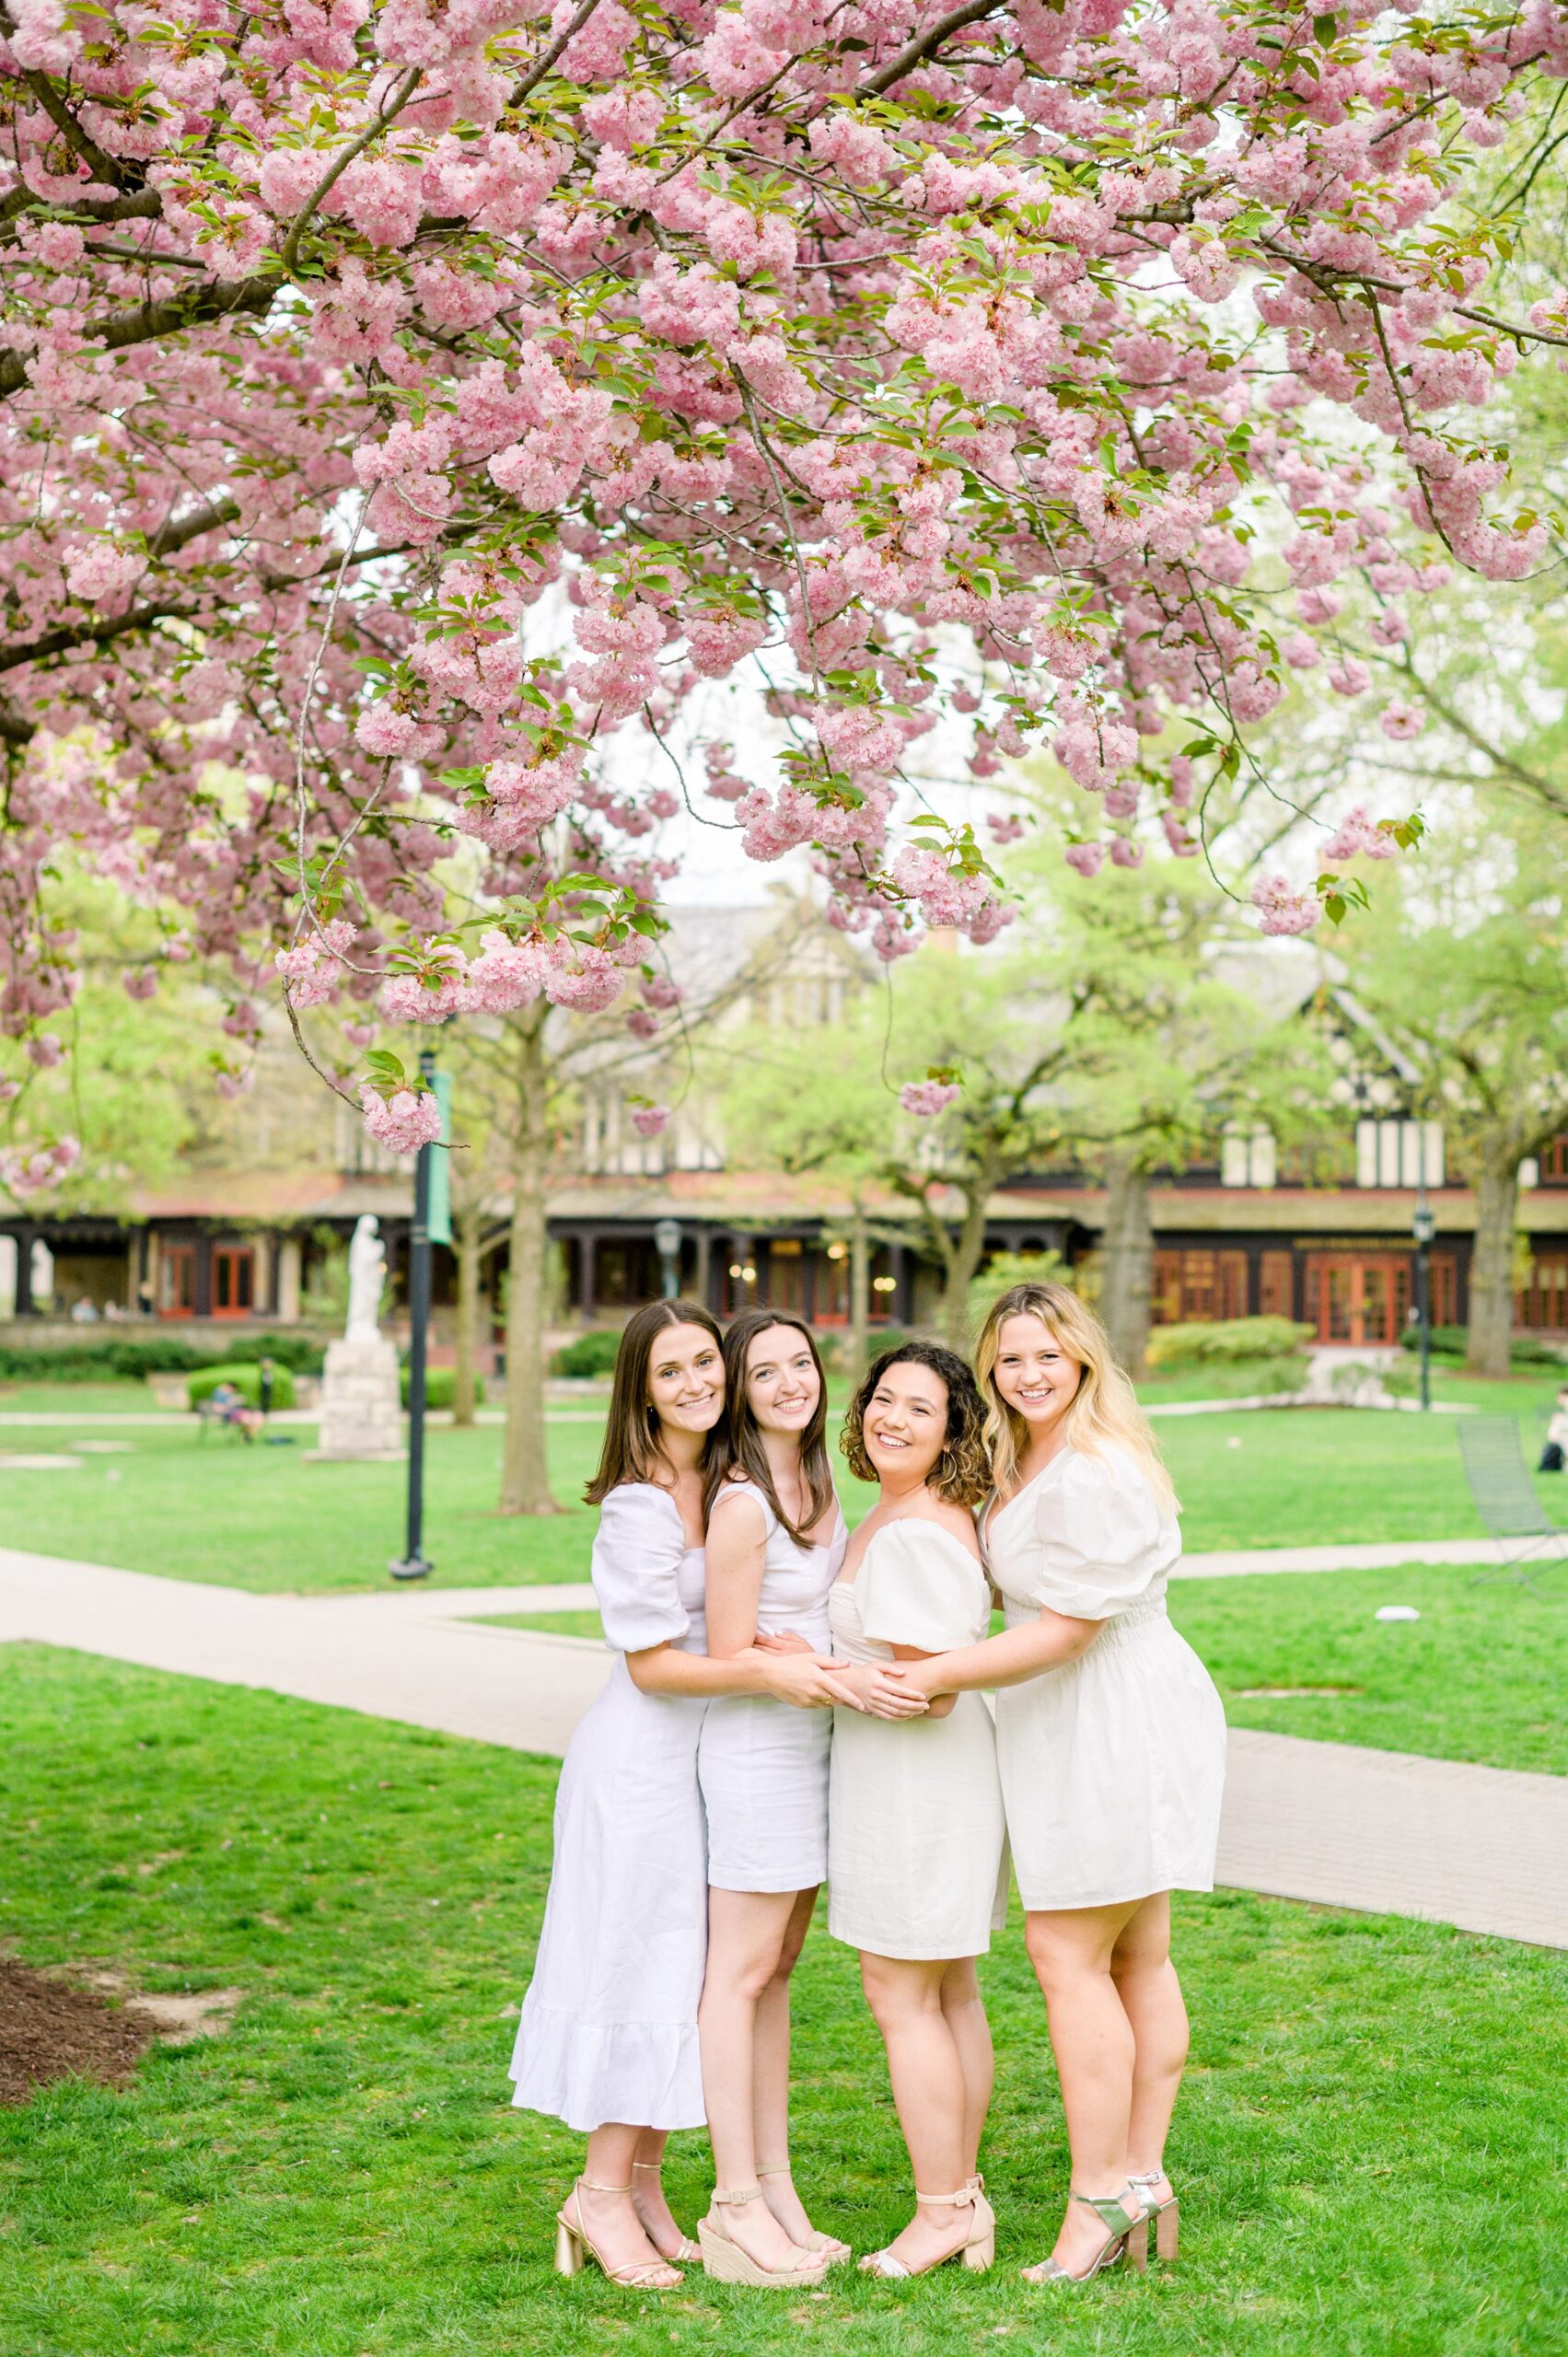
left=889, top=1284, right=1226, bottom=2288
left=509, top=1301, right=852, bottom=2293
left=824, top=1341, right=1007, bottom=2282
left=695, top=1310, right=851, bottom=2286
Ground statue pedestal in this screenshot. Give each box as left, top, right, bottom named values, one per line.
left=306, top=1335, right=405, bottom=1463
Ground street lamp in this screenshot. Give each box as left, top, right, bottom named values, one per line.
left=654, top=1217, right=682, bottom=1301
left=389, top=1046, right=441, bottom=1582
left=1412, top=1190, right=1436, bottom=1413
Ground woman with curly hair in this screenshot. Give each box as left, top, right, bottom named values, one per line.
left=821, top=1339, right=1007, bottom=2282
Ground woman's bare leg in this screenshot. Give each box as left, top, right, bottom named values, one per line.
left=753, top=1887, right=833, bottom=2247
left=1024, top=1901, right=1142, bottom=2275
left=575, top=2124, right=680, bottom=2282
left=627, top=2128, right=697, bottom=2260
left=1110, top=1894, right=1187, bottom=2202
left=860, top=1951, right=982, bottom=2272
left=939, top=1956, right=994, bottom=2180
left=698, top=1887, right=810, bottom=2267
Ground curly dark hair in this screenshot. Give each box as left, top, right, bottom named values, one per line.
left=840, top=1338, right=990, bottom=1507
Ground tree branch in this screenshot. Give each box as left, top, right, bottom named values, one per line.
left=858, top=0, right=1002, bottom=96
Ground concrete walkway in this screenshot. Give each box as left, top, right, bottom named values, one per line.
left=4, top=1542, right=1566, bottom=1950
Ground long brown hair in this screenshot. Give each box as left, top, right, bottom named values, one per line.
left=840, top=1338, right=990, bottom=1507
left=972, top=1282, right=1176, bottom=1515
left=707, top=1309, right=835, bottom=1545
left=584, top=1299, right=727, bottom=1504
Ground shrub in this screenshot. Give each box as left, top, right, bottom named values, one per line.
left=1145, top=1316, right=1315, bottom=1371
left=552, top=1329, right=624, bottom=1379
left=400, top=1366, right=482, bottom=1410
left=0, top=1329, right=327, bottom=1384
left=1407, top=1324, right=1567, bottom=1370
left=188, top=1362, right=296, bottom=1411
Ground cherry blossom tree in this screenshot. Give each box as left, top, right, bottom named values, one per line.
left=4, top=0, right=1568, bottom=1194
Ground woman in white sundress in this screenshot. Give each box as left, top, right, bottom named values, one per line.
left=886, top=1284, right=1226, bottom=2292
left=694, top=1309, right=852, bottom=2287
left=508, top=1300, right=854, bottom=2295
left=820, top=1339, right=1007, bottom=2283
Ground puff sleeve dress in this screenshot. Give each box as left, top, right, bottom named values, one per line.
left=509, top=1482, right=710, bottom=2132
left=698, top=1480, right=846, bottom=1893
left=826, top=1520, right=1008, bottom=1961
left=984, top=1445, right=1226, bottom=1912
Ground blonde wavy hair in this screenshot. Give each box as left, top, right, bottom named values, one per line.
left=972, top=1282, right=1177, bottom=1516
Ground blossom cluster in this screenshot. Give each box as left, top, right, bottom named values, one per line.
left=1, top=0, right=1565, bottom=1142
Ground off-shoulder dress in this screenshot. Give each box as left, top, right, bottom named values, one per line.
left=826, top=1519, right=1008, bottom=1960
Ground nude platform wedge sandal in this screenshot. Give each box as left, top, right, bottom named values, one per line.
left=698, top=2185, right=831, bottom=2287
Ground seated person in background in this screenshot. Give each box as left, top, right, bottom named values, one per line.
left=208, top=1380, right=261, bottom=1442
left=1539, top=1387, right=1568, bottom=1474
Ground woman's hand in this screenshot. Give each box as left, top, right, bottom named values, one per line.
left=756, top=1651, right=865, bottom=1712
left=752, top=1630, right=814, bottom=1655
left=831, top=1662, right=930, bottom=1720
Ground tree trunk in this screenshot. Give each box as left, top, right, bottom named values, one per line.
left=500, top=1012, right=560, bottom=1515
left=938, top=1180, right=993, bottom=1353
left=452, top=1199, right=482, bottom=1429
left=1099, top=1155, right=1154, bottom=1376
left=1467, top=1148, right=1519, bottom=1379
left=848, top=1204, right=871, bottom=1387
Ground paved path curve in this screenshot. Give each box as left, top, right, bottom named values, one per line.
left=4, top=1544, right=1566, bottom=1951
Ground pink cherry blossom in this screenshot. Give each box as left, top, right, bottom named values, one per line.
left=1251, top=875, right=1322, bottom=937
left=900, top=1080, right=962, bottom=1118
left=359, top=1083, right=443, bottom=1154
left=629, top=1103, right=670, bottom=1137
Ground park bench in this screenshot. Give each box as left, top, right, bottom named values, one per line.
left=1458, top=1417, right=1567, bottom=1598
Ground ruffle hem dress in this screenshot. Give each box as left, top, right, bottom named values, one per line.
left=509, top=1481, right=710, bottom=2131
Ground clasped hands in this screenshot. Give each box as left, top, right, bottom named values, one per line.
left=752, top=1629, right=930, bottom=1718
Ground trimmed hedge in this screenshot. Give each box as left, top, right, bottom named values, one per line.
left=400, top=1366, right=483, bottom=1411
left=1145, top=1316, right=1315, bottom=1371
left=1406, top=1325, right=1567, bottom=1370
left=188, top=1362, right=296, bottom=1411
left=0, top=1329, right=324, bottom=1384
left=552, top=1329, right=623, bottom=1379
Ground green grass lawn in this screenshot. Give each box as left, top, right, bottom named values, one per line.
left=2, top=1376, right=1563, bottom=1594
left=1, top=1644, right=1563, bottom=2357
left=484, top=1559, right=1568, bottom=1777
left=1170, top=1564, right=1568, bottom=1777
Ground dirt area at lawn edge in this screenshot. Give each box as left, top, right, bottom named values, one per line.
left=0, top=1957, right=243, bottom=2105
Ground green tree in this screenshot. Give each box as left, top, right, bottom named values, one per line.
left=1334, top=807, right=1568, bottom=1377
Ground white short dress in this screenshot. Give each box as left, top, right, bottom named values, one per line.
left=985, top=1445, right=1226, bottom=1912
left=827, top=1520, right=1008, bottom=1961
left=698, top=1480, right=846, bottom=1894
left=509, top=1483, right=709, bottom=2132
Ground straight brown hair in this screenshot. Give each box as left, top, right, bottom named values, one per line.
left=706, top=1309, right=836, bottom=1546
left=584, top=1299, right=727, bottom=1504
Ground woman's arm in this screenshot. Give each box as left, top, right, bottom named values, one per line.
left=703, top=1492, right=768, bottom=1659
left=628, top=1642, right=864, bottom=1709
left=894, top=1608, right=1101, bottom=1703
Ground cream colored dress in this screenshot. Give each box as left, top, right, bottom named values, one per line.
left=827, top=1520, right=1008, bottom=1960
left=984, top=1444, right=1226, bottom=1911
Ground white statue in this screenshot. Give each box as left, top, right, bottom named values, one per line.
left=344, top=1214, right=386, bottom=1345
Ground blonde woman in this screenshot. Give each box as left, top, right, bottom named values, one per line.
left=886, top=1284, right=1225, bottom=2288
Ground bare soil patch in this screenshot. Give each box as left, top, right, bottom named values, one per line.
left=0, top=1957, right=152, bottom=2105
left=0, top=1959, right=243, bottom=2103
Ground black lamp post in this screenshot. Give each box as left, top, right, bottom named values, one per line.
left=389, top=1045, right=436, bottom=1581
left=1412, top=1191, right=1436, bottom=1413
